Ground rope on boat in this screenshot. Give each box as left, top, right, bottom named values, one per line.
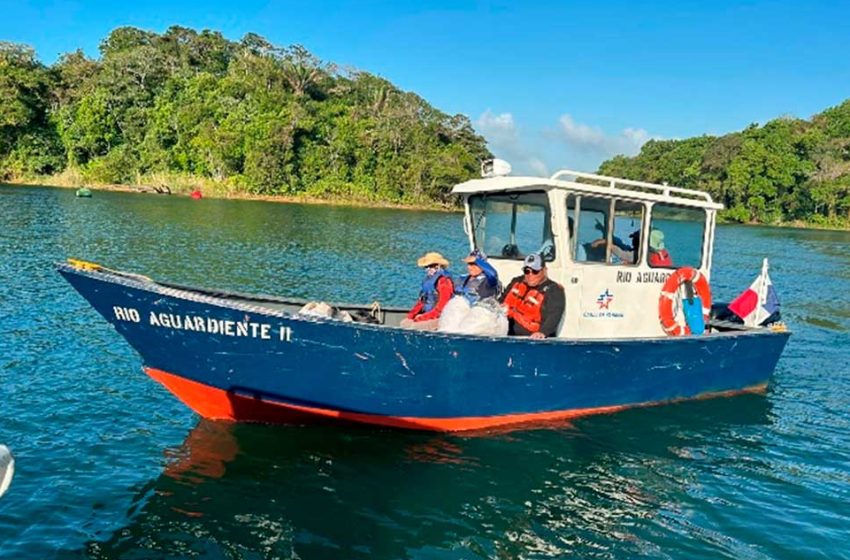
left=370, top=300, right=383, bottom=322
left=67, top=259, right=153, bottom=283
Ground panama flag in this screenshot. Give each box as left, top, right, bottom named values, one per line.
left=728, top=258, right=780, bottom=327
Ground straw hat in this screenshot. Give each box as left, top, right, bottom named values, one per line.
left=416, top=251, right=449, bottom=267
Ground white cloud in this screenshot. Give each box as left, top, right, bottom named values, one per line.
left=474, top=110, right=656, bottom=175
left=476, top=110, right=517, bottom=140
left=475, top=110, right=549, bottom=177
left=557, top=114, right=652, bottom=160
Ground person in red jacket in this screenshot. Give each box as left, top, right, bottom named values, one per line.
left=401, top=252, right=455, bottom=331
left=647, top=229, right=673, bottom=267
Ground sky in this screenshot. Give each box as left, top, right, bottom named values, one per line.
left=2, top=0, right=849, bottom=174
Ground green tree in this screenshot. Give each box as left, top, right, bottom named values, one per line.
left=4, top=26, right=490, bottom=203
left=0, top=42, right=63, bottom=176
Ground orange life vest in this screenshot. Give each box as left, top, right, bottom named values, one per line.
left=503, top=281, right=545, bottom=333
left=649, top=249, right=672, bottom=267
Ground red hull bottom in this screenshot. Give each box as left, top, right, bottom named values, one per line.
left=145, top=367, right=768, bottom=432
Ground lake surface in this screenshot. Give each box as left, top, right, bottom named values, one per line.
left=0, top=184, right=848, bottom=559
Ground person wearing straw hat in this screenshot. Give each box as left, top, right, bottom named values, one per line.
left=401, top=252, right=455, bottom=331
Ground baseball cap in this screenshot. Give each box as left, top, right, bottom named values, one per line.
left=462, top=249, right=487, bottom=263
left=522, top=253, right=544, bottom=272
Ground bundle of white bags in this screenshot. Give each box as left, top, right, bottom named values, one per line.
left=438, top=296, right=508, bottom=336
left=298, top=301, right=353, bottom=322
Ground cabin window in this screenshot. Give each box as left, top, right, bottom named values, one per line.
left=469, top=191, right=554, bottom=260
left=609, top=200, right=644, bottom=265
left=568, top=195, right=644, bottom=266
left=648, top=204, right=706, bottom=268
left=570, top=195, right=608, bottom=263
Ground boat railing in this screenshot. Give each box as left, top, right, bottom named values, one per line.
left=549, top=169, right=714, bottom=203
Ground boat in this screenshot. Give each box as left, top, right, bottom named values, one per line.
left=75, top=187, right=92, bottom=198
left=57, top=166, right=790, bottom=431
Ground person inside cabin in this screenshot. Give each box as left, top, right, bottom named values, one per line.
left=647, top=229, right=673, bottom=267
left=401, top=252, right=455, bottom=331
left=590, top=228, right=672, bottom=267
left=456, top=249, right=500, bottom=303
left=499, top=253, right=565, bottom=339
left=584, top=219, right=616, bottom=262
left=592, top=229, right=640, bottom=264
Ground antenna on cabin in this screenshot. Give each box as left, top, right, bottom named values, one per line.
left=481, top=158, right=512, bottom=178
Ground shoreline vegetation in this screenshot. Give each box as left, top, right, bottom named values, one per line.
left=597, top=103, right=850, bottom=231
left=5, top=177, right=848, bottom=231
left=1, top=25, right=849, bottom=229
left=0, top=26, right=490, bottom=211
left=3, top=171, right=457, bottom=212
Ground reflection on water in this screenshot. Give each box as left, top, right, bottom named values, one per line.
left=79, top=397, right=774, bottom=559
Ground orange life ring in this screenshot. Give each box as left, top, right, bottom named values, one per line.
left=658, top=267, right=712, bottom=336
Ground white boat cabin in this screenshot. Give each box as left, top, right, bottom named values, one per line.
left=452, top=168, right=723, bottom=339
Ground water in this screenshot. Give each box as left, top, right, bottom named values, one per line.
left=0, top=184, right=848, bottom=559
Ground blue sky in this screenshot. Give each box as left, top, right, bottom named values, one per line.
left=2, top=0, right=849, bottom=174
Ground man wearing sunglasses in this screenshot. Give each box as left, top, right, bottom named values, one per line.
left=499, top=253, right=565, bottom=339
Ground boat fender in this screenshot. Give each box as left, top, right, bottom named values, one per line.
left=681, top=280, right=706, bottom=335
left=659, top=267, right=711, bottom=336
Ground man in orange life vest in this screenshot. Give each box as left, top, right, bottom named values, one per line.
left=499, top=253, right=566, bottom=339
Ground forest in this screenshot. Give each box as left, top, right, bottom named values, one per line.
left=0, top=26, right=490, bottom=205
left=2, top=25, right=849, bottom=225
left=598, top=101, right=850, bottom=227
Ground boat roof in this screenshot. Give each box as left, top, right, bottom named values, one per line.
left=452, top=169, right=724, bottom=211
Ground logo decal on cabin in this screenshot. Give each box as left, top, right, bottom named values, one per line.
left=597, top=289, right=614, bottom=309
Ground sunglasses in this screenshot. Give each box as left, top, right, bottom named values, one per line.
left=523, top=267, right=539, bottom=275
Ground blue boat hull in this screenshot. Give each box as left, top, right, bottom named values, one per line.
left=57, top=263, right=790, bottom=431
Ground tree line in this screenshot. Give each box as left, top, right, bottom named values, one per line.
left=0, top=26, right=490, bottom=204
left=598, top=101, right=850, bottom=227
left=3, top=25, right=849, bottom=224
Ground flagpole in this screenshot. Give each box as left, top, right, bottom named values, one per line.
left=753, top=258, right=771, bottom=325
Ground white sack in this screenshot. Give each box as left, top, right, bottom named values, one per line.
left=299, top=301, right=335, bottom=318
left=458, top=298, right=509, bottom=336
left=437, top=296, right=472, bottom=333
left=299, top=301, right=353, bottom=321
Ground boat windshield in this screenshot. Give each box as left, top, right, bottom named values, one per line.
left=469, top=191, right=554, bottom=260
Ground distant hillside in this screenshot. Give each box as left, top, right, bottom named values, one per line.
left=0, top=26, right=490, bottom=204
left=598, top=100, right=850, bottom=227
